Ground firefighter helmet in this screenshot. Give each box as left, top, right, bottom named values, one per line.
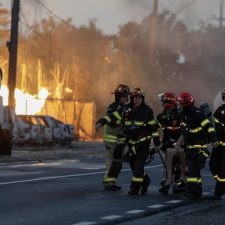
left=162, top=92, right=176, bottom=104
left=221, top=89, right=225, bottom=101
left=176, top=92, right=194, bottom=107
left=111, top=84, right=130, bottom=96
left=130, top=87, right=145, bottom=98
left=160, top=92, right=177, bottom=109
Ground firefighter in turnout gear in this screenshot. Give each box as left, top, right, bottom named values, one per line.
left=97, top=87, right=160, bottom=195
left=157, top=92, right=186, bottom=195
left=209, top=89, right=225, bottom=200
left=95, top=84, right=130, bottom=191
left=177, top=92, right=217, bottom=199
left=124, top=88, right=161, bottom=195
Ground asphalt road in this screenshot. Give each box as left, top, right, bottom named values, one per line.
left=0, top=142, right=224, bottom=225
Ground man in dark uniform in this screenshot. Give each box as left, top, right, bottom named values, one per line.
left=177, top=92, right=218, bottom=199
left=124, top=87, right=161, bottom=195
left=96, top=84, right=130, bottom=191
left=209, top=89, right=225, bottom=200
left=157, top=92, right=186, bottom=194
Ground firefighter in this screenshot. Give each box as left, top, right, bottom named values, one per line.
left=96, top=87, right=160, bottom=194
left=124, top=87, right=161, bottom=195
left=209, top=89, right=225, bottom=200
left=157, top=92, right=186, bottom=194
left=95, top=84, right=130, bottom=191
left=176, top=92, right=218, bottom=199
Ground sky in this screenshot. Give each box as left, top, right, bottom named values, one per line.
left=0, top=0, right=223, bottom=34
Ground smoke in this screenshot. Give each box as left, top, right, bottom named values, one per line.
left=121, top=0, right=220, bottom=29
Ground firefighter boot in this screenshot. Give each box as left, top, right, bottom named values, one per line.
left=210, top=194, right=221, bottom=200
left=183, top=191, right=200, bottom=199
left=128, top=181, right=141, bottom=195
left=210, top=182, right=223, bottom=200
left=158, top=184, right=171, bottom=194
left=172, top=180, right=186, bottom=194
left=104, top=184, right=122, bottom=191
left=141, top=174, right=151, bottom=195
left=103, top=180, right=121, bottom=191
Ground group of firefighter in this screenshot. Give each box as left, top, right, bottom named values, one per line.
left=95, top=84, right=225, bottom=200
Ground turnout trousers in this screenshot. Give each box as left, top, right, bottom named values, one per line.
left=186, top=150, right=206, bottom=197
left=103, top=144, right=124, bottom=188
left=128, top=142, right=150, bottom=194
left=209, top=145, right=225, bottom=196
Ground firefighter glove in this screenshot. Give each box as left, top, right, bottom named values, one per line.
left=95, top=123, right=102, bottom=132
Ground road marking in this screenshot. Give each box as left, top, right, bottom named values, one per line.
left=125, top=209, right=146, bottom=214
left=101, top=215, right=122, bottom=220
left=166, top=200, right=183, bottom=204
left=71, top=222, right=96, bottom=225
left=0, top=171, right=104, bottom=185
left=0, top=164, right=162, bottom=186
left=147, top=204, right=165, bottom=208
left=203, top=192, right=211, bottom=195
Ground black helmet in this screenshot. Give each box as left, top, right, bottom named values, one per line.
left=111, top=84, right=130, bottom=96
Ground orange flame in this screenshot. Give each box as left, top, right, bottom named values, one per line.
left=0, top=85, right=49, bottom=115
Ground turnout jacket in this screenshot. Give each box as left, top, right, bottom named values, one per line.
left=97, top=102, right=126, bottom=148
left=181, top=106, right=217, bottom=152
left=157, top=107, right=182, bottom=144
left=214, top=104, right=225, bottom=145
left=98, top=102, right=160, bottom=147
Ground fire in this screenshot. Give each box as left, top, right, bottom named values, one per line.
left=0, top=85, right=49, bottom=115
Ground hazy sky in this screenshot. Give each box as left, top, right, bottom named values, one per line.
left=0, top=0, right=223, bottom=34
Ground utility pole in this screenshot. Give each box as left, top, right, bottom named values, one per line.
left=213, top=0, right=225, bottom=29
left=3, top=0, right=20, bottom=156
left=149, top=0, right=158, bottom=57
left=7, top=0, right=20, bottom=110
left=152, top=0, right=158, bottom=17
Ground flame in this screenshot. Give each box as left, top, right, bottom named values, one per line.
left=0, top=85, right=49, bottom=115
left=0, top=85, right=9, bottom=106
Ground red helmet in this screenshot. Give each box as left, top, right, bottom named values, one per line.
left=160, top=92, right=177, bottom=109
left=130, top=87, right=145, bottom=98
left=111, top=84, right=130, bottom=96
left=161, top=92, right=176, bottom=104
left=176, top=92, right=194, bottom=107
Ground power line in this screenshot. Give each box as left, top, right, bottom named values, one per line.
left=25, top=0, right=198, bottom=45
left=34, top=0, right=77, bottom=31
left=175, top=0, right=198, bottom=15
left=117, top=0, right=198, bottom=43
left=20, top=9, right=63, bottom=52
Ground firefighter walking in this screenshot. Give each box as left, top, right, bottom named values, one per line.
left=95, top=84, right=130, bottom=191
left=176, top=92, right=218, bottom=199
left=124, top=88, right=161, bottom=195
left=96, top=87, right=160, bottom=195
left=157, top=92, right=186, bottom=194
left=209, top=89, right=225, bottom=200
